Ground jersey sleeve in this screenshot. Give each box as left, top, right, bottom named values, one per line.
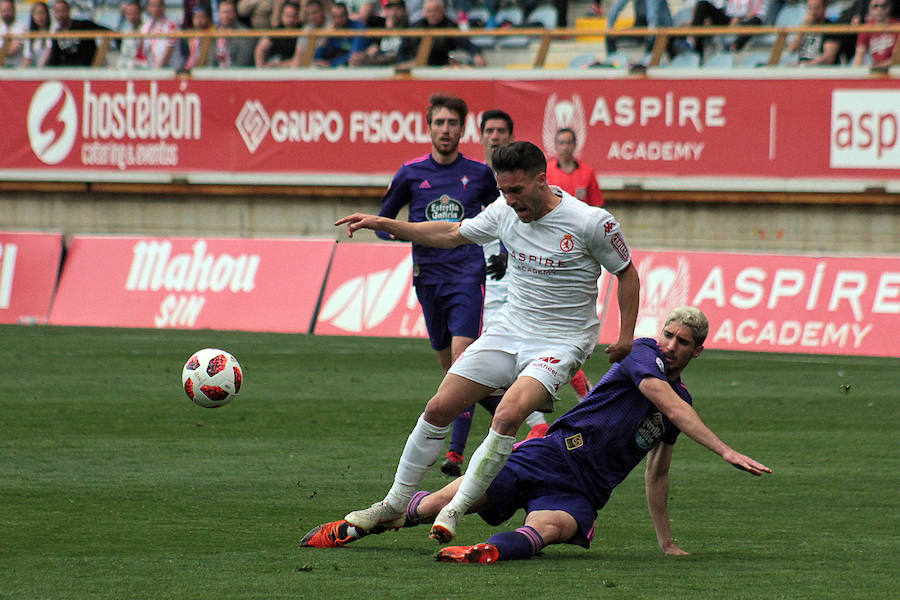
left=379, top=168, right=411, bottom=219
left=619, top=340, right=667, bottom=388
left=585, top=209, right=631, bottom=274
left=458, top=194, right=503, bottom=245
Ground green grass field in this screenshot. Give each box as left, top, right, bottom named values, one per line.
left=1, top=325, right=897, bottom=599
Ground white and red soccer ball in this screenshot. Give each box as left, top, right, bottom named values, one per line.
left=182, top=348, right=243, bottom=408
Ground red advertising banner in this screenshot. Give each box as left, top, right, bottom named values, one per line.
left=313, top=241, right=428, bottom=339
left=0, top=231, right=63, bottom=324
left=2, top=76, right=897, bottom=184
left=596, top=250, right=900, bottom=357
left=49, top=236, right=335, bottom=332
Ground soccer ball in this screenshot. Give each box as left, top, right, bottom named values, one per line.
left=182, top=348, right=243, bottom=408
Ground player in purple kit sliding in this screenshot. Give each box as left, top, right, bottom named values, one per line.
left=377, top=93, right=498, bottom=373
left=302, top=307, right=772, bottom=562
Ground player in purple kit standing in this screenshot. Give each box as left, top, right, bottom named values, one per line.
left=302, top=306, right=772, bottom=562
left=377, top=93, right=499, bottom=373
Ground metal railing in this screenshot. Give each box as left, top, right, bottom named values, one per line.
left=2, top=23, right=899, bottom=70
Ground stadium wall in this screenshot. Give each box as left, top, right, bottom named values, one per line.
left=1, top=185, right=897, bottom=253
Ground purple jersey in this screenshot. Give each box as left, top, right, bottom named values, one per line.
left=378, top=153, right=498, bottom=285
left=541, top=338, right=693, bottom=508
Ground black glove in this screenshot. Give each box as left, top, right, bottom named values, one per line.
left=486, top=253, right=508, bottom=281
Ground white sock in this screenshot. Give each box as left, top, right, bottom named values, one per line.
left=525, top=411, right=546, bottom=428
left=384, top=413, right=449, bottom=511
left=445, top=427, right=515, bottom=513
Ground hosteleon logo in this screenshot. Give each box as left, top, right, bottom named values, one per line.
left=542, top=93, right=587, bottom=157
left=27, top=81, right=78, bottom=165
left=236, top=100, right=271, bottom=153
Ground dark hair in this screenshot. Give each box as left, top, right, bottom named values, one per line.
left=29, top=1, right=49, bottom=30
left=281, top=1, right=300, bottom=15
left=480, top=109, right=514, bottom=136
left=555, top=127, right=576, bottom=144
left=426, top=93, right=468, bottom=126
left=492, top=141, right=547, bottom=177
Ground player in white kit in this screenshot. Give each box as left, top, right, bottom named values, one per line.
left=335, top=141, right=640, bottom=543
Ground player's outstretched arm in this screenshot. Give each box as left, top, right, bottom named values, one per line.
left=644, top=443, right=689, bottom=556
left=605, top=262, right=640, bottom=363
left=639, top=378, right=772, bottom=477
left=335, top=213, right=471, bottom=248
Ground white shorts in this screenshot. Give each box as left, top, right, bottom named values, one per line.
left=448, top=324, right=589, bottom=413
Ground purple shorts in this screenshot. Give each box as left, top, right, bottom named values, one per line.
left=415, top=282, right=484, bottom=351
left=480, top=438, right=608, bottom=548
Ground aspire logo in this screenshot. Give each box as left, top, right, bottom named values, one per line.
left=27, top=81, right=78, bottom=165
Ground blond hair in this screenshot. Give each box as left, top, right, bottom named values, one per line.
left=665, top=306, right=709, bottom=346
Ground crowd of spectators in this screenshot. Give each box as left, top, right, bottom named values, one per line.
left=0, top=0, right=896, bottom=69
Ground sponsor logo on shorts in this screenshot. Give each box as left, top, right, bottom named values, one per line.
left=635, top=412, right=664, bottom=450
left=538, top=356, right=561, bottom=364
left=565, top=432, right=584, bottom=450
left=559, top=234, right=574, bottom=253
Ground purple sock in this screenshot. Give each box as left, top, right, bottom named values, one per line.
left=403, top=491, right=430, bottom=527
left=486, top=526, right=545, bottom=561
left=448, top=406, right=475, bottom=454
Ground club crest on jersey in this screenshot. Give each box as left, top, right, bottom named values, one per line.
left=565, top=433, right=584, bottom=450
left=426, top=195, right=464, bottom=222
left=460, top=175, right=469, bottom=190
left=635, top=412, right=664, bottom=450
left=559, top=234, right=574, bottom=252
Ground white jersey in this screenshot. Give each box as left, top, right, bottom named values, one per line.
left=482, top=238, right=509, bottom=327
left=459, top=188, right=632, bottom=353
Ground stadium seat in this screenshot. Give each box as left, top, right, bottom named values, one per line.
left=667, top=50, right=701, bottom=68
left=672, top=5, right=695, bottom=26
left=466, top=6, right=497, bottom=49
left=703, top=52, right=735, bottom=68
left=495, top=6, right=529, bottom=48
left=741, top=51, right=771, bottom=67
left=568, top=53, right=599, bottom=68
left=526, top=4, right=559, bottom=28
left=600, top=50, right=630, bottom=68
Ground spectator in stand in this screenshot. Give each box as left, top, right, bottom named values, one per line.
left=215, top=0, right=256, bottom=66
left=22, top=1, right=52, bottom=67
left=351, top=0, right=379, bottom=23
left=0, top=0, right=27, bottom=67
left=833, top=0, right=870, bottom=62
left=288, top=0, right=327, bottom=66
left=853, top=0, right=900, bottom=67
left=182, top=4, right=216, bottom=68
left=398, top=0, right=486, bottom=67
left=180, top=0, right=210, bottom=29
left=47, top=0, right=109, bottom=66
left=254, top=1, right=300, bottom=66
left=116, top=0, right=147, bottom=68
left=237, top=0, right=274, bottom=28
left=313, top=2, right=367, bottom=66
left=786, top=0, right=840, bottom=65
left=605, top=0, right=676, bottom=58
left=350, top=0, right=408, bottom=66
left=141, top=0, right=182, bottom=68
left=547, top=128, right=604, bottom=208
left=688, top=0, right=767, bottom=61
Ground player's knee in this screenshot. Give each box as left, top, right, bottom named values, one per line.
left=490, top=405, right=527, bottom=436
left=423, top=394, right=465, bottom=426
